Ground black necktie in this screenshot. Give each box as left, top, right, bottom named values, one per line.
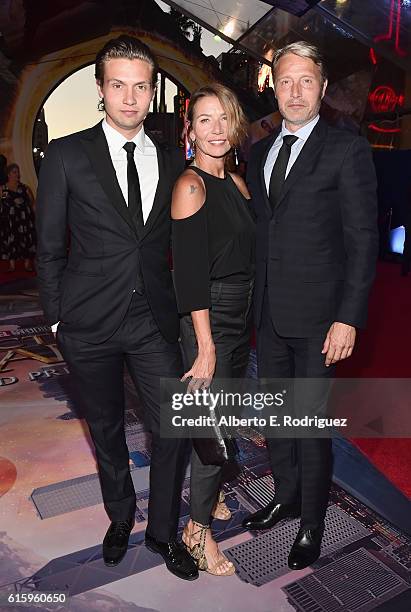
left=269, top=134, right=298, bottom=212
left=123, top=141, right=144, bottom=235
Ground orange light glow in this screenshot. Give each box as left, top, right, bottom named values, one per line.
left=258, top=64, right=273, bottom=92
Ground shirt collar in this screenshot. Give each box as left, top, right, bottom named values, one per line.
left=102, top=118, right=146, bottom=154
left=281, top=114, right=320, bottom=143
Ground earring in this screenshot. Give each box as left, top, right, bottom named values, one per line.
left=190, top=139, right=196, bottom=158
left=234, top=147, right=239, bottom=166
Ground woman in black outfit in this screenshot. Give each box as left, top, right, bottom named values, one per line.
left=0, top=163, right=36, bottom=272
left=172, top=84, right=255, bottom=576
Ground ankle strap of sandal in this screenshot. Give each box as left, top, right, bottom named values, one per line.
left=189, top=521, right=208, bottom=552
left=191, top=520, right=209, bottom=532
left=218, top=490, right=225, bottom=503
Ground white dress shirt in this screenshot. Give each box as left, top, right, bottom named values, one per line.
left=51, top=120, right=159, bottom=332
left=102, top=119, right=159, bottom=223
left=264, top=114, right=320, bottom=195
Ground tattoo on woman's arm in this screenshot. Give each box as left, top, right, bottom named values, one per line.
left=190, top=184, right=197, bottom=194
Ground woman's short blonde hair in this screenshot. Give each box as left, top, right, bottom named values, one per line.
left=186, top=83, right=248, bottom=148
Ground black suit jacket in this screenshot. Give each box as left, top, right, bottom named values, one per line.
left=247, top=118, right=378, bottom=337
left=36, top=121, right=185, bottom=344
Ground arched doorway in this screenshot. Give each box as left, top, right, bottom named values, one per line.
left=4, top=29, right=217, bottom=193
left=32, top=63, right=189, bottom=174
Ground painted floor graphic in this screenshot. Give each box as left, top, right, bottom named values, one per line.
left=0, top=279, right=410, bottom=611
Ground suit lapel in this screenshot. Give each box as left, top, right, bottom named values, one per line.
left=80, top=121, right=137, bottom=236
left=259, top=129, right=281, bottom=218
left=139, top=133, right=171, bottom=241
left=275, top=118, right=328, bottom=210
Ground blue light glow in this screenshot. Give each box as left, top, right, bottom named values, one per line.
left=390, top=226, right=405, bottom=254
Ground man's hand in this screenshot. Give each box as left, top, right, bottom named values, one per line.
left=322, top=322, right=356, bottom=367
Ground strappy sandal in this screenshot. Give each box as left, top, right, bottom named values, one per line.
left=212, top=490, right=232, bottom=521
left=182, top=521, right=235, bottom=576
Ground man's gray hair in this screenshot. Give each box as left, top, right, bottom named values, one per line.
left=272, top=41, right=327, bottom=84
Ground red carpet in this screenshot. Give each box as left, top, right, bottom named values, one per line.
left=0, top=260, right=36, bottom=284
left=338, top=261, right=411, bottom=498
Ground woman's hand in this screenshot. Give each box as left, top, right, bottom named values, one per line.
left=181, top=342, right=216, bottom=393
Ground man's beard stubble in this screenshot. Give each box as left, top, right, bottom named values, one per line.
left=280, top=99, right=322, bottom=127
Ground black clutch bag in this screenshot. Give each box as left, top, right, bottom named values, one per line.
left=192, top=416, right=238, bottom=466
left=189, top=381, right=239, bottom=466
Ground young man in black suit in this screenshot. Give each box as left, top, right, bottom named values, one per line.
left=243, top=42, right=378, bottom=569
left=36, top=36, right=198, bottom=580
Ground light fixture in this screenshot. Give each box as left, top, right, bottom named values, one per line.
left=223, top=20, right=235, bottom=37
left=257, top=64, right=273, bottom=92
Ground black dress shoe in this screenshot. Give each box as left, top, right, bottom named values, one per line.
left=145, top=532, right=199, bottom=581
left=288, top=525, right=324, bottom=570
left=242, top=501, right=300, bottom=531
left=103, top=518, right=135, bottom=566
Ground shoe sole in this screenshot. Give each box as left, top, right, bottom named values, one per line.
left=288, top=554, right=321, bottom=570
left=145, top=541, right=199, bottom=581
left=103, top=553, right=127, bottom=567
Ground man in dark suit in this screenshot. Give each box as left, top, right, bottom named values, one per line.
left=243, top=41, right=378, bottom=569
left=36, top=35, right=197, bottom=580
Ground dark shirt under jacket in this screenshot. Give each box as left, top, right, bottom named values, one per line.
left=172, top=166, right=255, bottom=314
left=247, top=118, right=379, bottom=338
left=172, top=166, right=255, bottom=526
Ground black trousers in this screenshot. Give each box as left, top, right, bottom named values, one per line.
left=257, top=289, right=334, bottom=529
left=180, top=280, right=253, bottom=525
left=57, top=292, right=186, bottom=542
